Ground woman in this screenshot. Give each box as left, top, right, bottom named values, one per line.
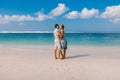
left=59, top=24, right=67, bottom=59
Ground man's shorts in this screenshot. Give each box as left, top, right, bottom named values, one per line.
left=54, top=38, right=61, bottom=50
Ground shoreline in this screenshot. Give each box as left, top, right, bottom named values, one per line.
left=0, top=44, right=120, bottom=46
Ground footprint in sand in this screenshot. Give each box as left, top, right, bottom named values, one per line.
left=56, top=68, right=59, bottom=71
left=0, top=65, right=2, bottom=67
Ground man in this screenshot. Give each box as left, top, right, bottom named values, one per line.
left=53, top=24, right=63, bottom=59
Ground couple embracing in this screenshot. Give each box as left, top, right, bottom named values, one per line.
left=53, top=24, right=67, bottom=60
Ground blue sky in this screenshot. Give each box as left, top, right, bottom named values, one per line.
left=0, top=0, right=120, bottom=33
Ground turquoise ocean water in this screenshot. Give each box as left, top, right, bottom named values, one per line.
left=0, top=33, right=120, bottom=46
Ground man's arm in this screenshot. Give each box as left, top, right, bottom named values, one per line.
left=57, top=30, right=61, bottom=38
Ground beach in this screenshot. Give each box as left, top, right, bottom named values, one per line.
left=0, top=45, right=120, bottom=80
left=0, top=0, right=120, bottom=79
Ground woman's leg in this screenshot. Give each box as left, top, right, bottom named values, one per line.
left=61, top=50, right=64, bottom=59
left=58, top=49, right=64, bottom=59
left=58, top=49, right=62, bottom=59
left=63, top=50, right=66, bottom=59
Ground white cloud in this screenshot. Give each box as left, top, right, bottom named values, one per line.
left=4, top=4, right=120, bottom=24
left=100, top=5, right=120, bottom=23
left=35, top=3, right=69, bottom=21
left=65, top=8, right=99, bottom=19
left=64, top=11, right=80, bottom=19
left=0, top=14, right=34, bottom=24
left=80, top=8, right=99, bottom=19
left=0, top=3, right=69, bottom=24
left=35, top=12, right=53, bottom=21
left=49, top=3, right=69, bottom=16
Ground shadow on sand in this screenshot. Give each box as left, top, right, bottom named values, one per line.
left=67, top=54, right=90, bottom=59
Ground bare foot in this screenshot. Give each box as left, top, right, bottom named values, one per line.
left=61, top=56, right=65, bottom=59
left=55, top=57, right=58, bottom=59
left=60, top=57, right=65, bottom=60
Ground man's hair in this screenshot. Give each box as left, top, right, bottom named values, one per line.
left=61, top=24, right=64, bottom=29
left=55, top=24, right=59, bottom=28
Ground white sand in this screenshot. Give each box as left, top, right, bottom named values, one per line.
left=0, top=45, right=120, bottom=80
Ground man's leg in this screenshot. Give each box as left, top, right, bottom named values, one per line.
left=54, top=39, right=58, bottom=59
left=54, top=49, right=57, bottom=59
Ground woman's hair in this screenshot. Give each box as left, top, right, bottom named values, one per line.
left=55, top=24, right=59, bottom=28
left=61, top=24, right=64, bottom=29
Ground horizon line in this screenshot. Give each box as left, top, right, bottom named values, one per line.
left=0, top=31, right=119, bottom=33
